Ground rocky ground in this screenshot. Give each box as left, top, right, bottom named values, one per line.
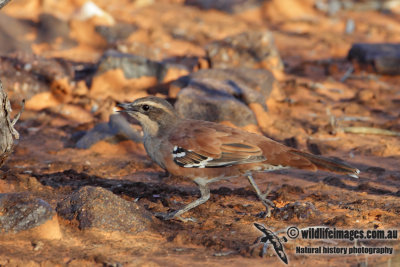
left=0, top=0, right=400, bottom=266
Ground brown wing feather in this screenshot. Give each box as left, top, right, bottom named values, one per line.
left=168, top=119, right=358, bottom=175
left=169, top=120, right=266, bottom=168
left=256, top=138, right=318, bottom=171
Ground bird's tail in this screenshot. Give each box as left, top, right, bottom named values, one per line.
left=290, top=150, right=360, bottom=178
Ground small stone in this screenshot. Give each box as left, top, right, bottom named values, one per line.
left=324, top=215, right=351, bottom=227
left=365, top=166, right=386, bottom=175
left=76, top=114, right=143, bottom=149
left=315, top=0, right=400, bottom=13
left=275, top=184, right=304, bottom=202
left=96, top=50, right=166, bottom=80
left=0, top=13, right=33, bottom=53
left=92, top=51, right=191, bottom=101
left=340, top=199, right=377, bottom=211
left=75, top=1, right=115, bottom=25
left=356, top=89, right=375, bottom=103
left=95, top=23, right=138, bottom=44
left=0, top=193, right=55, bottom=233
left=274, top=201, right=319, bottom=220
left=185, top=0, right=267, bottom=14
left=56, top=186, right=153, bottom=232
left=348, top=43, right=400, bottom=74
left=36, top=13, right=77, bottom=49
left=96, top=50, right=191, bottom=83
left=31, top=241, right=44, bottom=251
left=345, top=19, right=355, bottom=35
left=205, top=31, right=283, bottom=73
left=374, top=56, right=400, bottom=75
left=116, top=41, right=164, bottom=61
left=323, top=176, right=347, bottom=188
left=357, top=182, right=391, bottom=195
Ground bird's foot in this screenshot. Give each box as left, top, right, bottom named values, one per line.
left=260, top=199, right=275, bottom=217
left=258, top=183, right=276, bottom=218
left=259, top=182, right=273, bottom=202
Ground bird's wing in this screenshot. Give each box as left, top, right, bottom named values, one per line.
left=169, top=121, right=266, bottom=168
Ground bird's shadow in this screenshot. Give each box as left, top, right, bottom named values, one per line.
left=31, top=169, right=258, bottom=202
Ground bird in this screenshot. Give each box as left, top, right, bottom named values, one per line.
left=117, top=96, right=360, bottom=221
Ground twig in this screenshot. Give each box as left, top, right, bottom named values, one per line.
left=9, top=99, right=25, bottom=139
left=0, top=0, right=12, bottom=10
left=340, top=126, right=400, bottom=137
left=338, top=116, right=371, bottom=122
left=0, top=79, right=24, bottom=167
left=308, top=136, right=341, bottom=141
left=340, top=65, right=354, bottom=82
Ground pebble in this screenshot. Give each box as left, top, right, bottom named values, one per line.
left=348, top=43, right=400, bottom=75
left=0, top=193, right=55, bottom=233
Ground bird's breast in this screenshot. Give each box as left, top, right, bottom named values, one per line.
left=143, top=135, right=167, bottom=169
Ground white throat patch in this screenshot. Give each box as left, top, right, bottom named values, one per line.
left=135, top=113, right=159, bottom=137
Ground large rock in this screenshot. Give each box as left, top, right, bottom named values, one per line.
left=172, top=68, right=274, bottom=107
left=173, top=68, right=275, bottom=127
left=175, top=85, right=258, bottom=126
left=56, top=186, right=153, bottom=232
left=0, top=193, right=55, bottom=233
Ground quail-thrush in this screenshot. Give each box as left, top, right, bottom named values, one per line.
left=118, top=96, right=359, bottom=220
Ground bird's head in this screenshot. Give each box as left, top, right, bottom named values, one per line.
left=117, top=96, right=178, bottom=137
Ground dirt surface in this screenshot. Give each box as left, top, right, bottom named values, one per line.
left=1, top=0, right=400, bottom=266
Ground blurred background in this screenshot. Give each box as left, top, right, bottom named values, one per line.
left=0, top=0, right=399, bottom=266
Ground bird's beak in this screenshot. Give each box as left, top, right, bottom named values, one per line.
left=117, top=103, right=137, bottom=113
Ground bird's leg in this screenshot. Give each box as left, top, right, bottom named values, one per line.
left=249, top=236, right=270, bottom=257
left=246, top=174, right=275, bottom=217
left=155, top=178, right=210, bottom=222
left=261, top=242, right=269, bottom=257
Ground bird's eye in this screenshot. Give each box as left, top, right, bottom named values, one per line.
left=142, top=104, right=150, bottom=111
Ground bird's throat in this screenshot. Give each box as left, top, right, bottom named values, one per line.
left=135, top=113, right=160, bottom=137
